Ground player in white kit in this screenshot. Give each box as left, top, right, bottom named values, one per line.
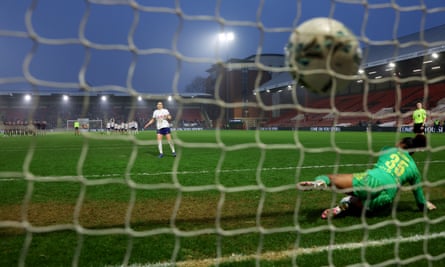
left=144, top=101, right=176, bottom=158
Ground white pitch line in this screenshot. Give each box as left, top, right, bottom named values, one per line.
left=107, top=231, right=445, bottom=267
left=1, top=160, right=445, bottom=181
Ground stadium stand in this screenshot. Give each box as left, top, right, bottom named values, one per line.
left=263, top=82, right=445, bottom=128
left=177, top=107, right=205, bottom=127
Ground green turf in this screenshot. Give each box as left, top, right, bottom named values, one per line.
left=1, top=130, right=444, bottom=267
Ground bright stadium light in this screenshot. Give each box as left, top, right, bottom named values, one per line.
left=218, top=31, right=235, bottom=42
left=218, top=31, right=235, bottom=59
left=63, top=95, right=69, bottom=102
left=24, top=94, right=31, bottom=102
left=101, top=95, right=107, bottom=102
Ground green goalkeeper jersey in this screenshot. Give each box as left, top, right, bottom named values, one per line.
left=352, top=147, right=426, bottom=211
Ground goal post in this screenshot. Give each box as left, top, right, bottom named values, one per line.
left=66, top=119, right=103, bottom=132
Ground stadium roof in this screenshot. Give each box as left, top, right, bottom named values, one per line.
left=0, top=89, right=212, bottom=100
left=255, top=72, right=294, bottom=93
left=257, top=24, right=445, bottom=93
left=363, top=24, right=445, bottom=68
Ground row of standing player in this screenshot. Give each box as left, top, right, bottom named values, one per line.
left=2, top=120, right=48, bottom=136
left=106, top=120, right=139, bottom=135
left=74, top=120, right=140, bottom=136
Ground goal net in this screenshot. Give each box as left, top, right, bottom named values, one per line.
left=1, top=1, right=445, bottom=267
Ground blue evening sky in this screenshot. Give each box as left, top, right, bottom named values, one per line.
left=1, top=0, right=444, bottom=94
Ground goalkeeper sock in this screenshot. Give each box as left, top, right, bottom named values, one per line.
left=315, top=175, right=331, bottom=186
left=158, top=141, right=163, bottom=154
left=339, top=196, right=352, bottom=211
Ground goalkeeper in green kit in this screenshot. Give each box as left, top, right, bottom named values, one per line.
left=298, top=135, right=436, bottom=219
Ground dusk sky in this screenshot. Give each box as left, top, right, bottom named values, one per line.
left=1, top=0, right=445, bottom=95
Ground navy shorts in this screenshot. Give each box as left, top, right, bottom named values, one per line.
left=157, top=127, right=171, bottom=135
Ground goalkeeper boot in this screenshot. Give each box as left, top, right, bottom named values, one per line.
left=158, top=153, right=164, bottom=158
left=297, top=180, right=327, bottom=191
left=321, top=206, right=342, bottom=219
left=321, top=196, right=352, bottom=219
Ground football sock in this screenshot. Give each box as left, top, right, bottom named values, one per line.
left=339, top=196, right=352, bottom=211
left=168, top=140, right=175, bottom=153
left=158, top=141, right=163, bottom=154
left=315, top=175, right=331, bottom=186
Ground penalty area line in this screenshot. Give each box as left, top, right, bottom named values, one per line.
left=114, top=231, right=445, bottom=267
left=1, top=160, right=444, bottom=181
left=82, top=159, right=445, bottom=178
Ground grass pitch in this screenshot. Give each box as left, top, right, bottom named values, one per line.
left=1, top=130, right=444, bottom=267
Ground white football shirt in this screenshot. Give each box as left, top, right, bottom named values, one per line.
left=153, top=108, right=170, bottom=129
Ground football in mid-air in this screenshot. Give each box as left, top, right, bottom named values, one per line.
left=285, top=17, right=362, bottom=94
